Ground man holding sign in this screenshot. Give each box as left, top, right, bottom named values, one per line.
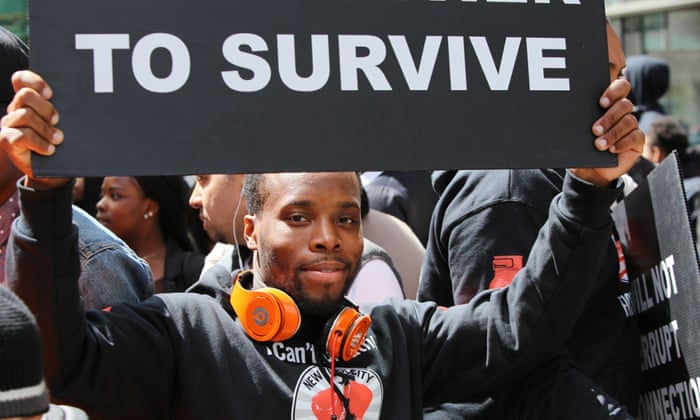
left=0, top=68, right=642, bottom=419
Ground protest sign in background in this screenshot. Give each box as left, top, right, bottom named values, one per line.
left=29, top=0, right=611, bottom=176
left=612, top=153, right=700, bottom=419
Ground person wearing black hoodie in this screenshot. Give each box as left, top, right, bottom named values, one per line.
left=625, top=54, right=670, bottom=134
left=418, top=23, right=641, bottom=418
left=622, top=55, right=671, bottom=186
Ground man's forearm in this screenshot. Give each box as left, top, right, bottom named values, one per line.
left=9, top=178, right=87, bottom=392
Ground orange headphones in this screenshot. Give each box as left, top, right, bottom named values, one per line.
left=230, top=270, right=371, bottom=361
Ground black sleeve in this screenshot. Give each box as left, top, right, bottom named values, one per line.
left=9, top=179, right=180, bottom=418
left=416, top=173, right=624, bottom=403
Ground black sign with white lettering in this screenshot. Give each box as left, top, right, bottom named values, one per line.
left=29, top=0, right=611, bottom=176
left=612, top=153, right=700, bottom=419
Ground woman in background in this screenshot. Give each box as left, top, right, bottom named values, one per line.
left=97, top=176, right=206, bottom=292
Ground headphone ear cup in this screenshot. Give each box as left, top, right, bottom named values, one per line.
left=230, top=271, right=301, bottom=342
left=264, top=288, right=301, bottom=341
left=324, top=307, right=371, bottom=362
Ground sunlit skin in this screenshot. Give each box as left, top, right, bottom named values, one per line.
left=244, top=172, right=364, bottom=316
left=607, top=23, right=626, bottom=83
left=189, top=174, right=246, bottom=244
left=571, top=23, right=642, bottom=186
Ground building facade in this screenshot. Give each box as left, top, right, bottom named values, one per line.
left=0, top=0, right=26, bottom=41
left=607, top=0, right=700, bottom=143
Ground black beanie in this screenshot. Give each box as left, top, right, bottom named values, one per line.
left=0, top=285, right=49, bottom=418
left=0, top=25, right=28, bottom=107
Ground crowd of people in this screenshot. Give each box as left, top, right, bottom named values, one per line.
left=0, top=16, right=694, bottom=419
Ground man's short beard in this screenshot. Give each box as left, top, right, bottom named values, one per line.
left=294, top=264, right=357, bottom=317
left=295, top=293, right=347, bottom=317
left=256, top=240, right=359, bottom=318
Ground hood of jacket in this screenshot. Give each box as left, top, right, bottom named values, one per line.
left=625, top=55, right=669, bottom=113
left=430, top=170, right=458, bottom=195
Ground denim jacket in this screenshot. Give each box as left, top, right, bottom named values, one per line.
left=6, top=203, right=153, bottom=310
left=72, top=206, right=153, bottom=309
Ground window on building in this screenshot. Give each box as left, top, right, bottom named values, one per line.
left=669, top=9, right=700, bottom=50
left=622, top=16, right=643, bottom=55
left=620, top=8, right=700, bottom=54
left=643, top=12, right=666, bottom=52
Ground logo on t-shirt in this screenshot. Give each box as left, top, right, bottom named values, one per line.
left=291, top=366, right=383, bottom=419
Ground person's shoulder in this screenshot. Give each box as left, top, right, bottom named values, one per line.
left=439, top=169, right=558, bottom=208
left=361, top=211, right=424, bottom=267
left=201, top=242, right=237, bottom=273
left=362, top=297, right=441, bottom=324
left=158, top=290, right=215, bottom=306
left=462, top=168, right=560, bottom=190
left=153, top=290, right=232, bottom=323
left=362, top=210, right=421, bottom=246
left=365, top=172, right=403, bottom=190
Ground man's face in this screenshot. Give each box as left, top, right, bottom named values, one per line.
left=607, top=23, right=626, bottom=83
left=245, top=172, right=364, bottom=316
left=189, top=174, right=246, bottom=244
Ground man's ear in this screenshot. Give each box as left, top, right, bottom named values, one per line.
left=244, top=214, right=258, bottom=250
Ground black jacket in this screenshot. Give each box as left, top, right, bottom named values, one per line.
left=419, top=169, right=640, bottom=417
left=625, top=55, right=670, bottom=133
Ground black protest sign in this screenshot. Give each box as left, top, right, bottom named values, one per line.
left=612, top=153, right=700, bottom=419
left=29, top=0, right=612, bottom=176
